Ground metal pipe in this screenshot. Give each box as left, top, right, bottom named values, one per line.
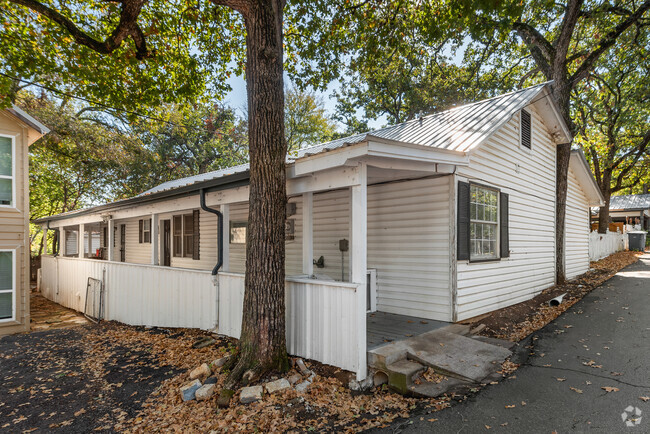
left=199, top=188, right=223, bottom=275
left=46, top=220, right=59, bottom=257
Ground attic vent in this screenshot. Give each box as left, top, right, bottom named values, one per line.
left=521, top=109, right=531, bottom=149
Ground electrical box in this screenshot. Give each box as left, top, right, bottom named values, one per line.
left=339, top=238, right=349, bottom=252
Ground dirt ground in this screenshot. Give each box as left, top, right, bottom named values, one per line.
left=29, top=293, right=89, bottom=331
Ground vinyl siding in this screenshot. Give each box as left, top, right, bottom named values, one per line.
left=565, top=165, right=590, bottom=279
left=368, top=176, right=452, bottom=321
left=159, top=209, right=218, bottom=271
left=0, top=111, right=33, bottom=334
left=455, top=107, right=557, bottom=321
left=312, top=189, right=350, bottom=281
left=123, top=218, right=151, bottom=264
left=228, top=202, right=249, bottom=274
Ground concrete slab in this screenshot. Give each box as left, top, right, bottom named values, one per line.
left=408, top=377, right=472, bottom=398
left=367, top=339, right=410, bottom=369
left=406, top=331, right=511, bottom=382
left=471, top=335, right=517, bottom=350
left=384, top=359, right=425, bottom=394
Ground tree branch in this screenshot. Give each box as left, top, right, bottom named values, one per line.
left=9, top=0, right=152, bottom=59
left=571, top=0, right=650, bottom=83
left=512, top=21, right=554, bottom=76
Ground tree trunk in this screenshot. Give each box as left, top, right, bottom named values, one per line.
left=226, top=0, right=289, bottom=387
left=598, top=172, right=612, bottom=234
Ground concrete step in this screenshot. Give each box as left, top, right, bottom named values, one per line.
left=406, top=330, right=511, bottom=382
left=384, top=359, right=426, bottom=394
left=471, top=335, right=517, bottom=351
left=368, top=340, right=410, bottom=370
left=408, top=377, right=473, bottom=398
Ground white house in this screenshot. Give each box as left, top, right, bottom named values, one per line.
left=36, top=82, right=603, bottom=379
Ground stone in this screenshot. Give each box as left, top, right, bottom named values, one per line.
left=189, top=363, right=211, bottom=380
left=288, top=374, right=302, bottom=385
left=295, top=380, right=311, bottom=393
left=196, top=383, right=216, bottom=401
left=193, top=337, right=216, bottom=349
left=240, top=385, right=263, bottom=404
left=296, top=358, right=311, bottom=376
left=265, top=378, right=291, bottom=394
left=180, top=379, right=202, bottom=401
left=211, top=355, right=232, bottom=369
left=204, top=376, right=218, bottom=385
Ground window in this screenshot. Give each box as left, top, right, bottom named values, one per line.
left=469, top=185, right=499, bottom=260
left=139, top=218, right=151, bottom=243
left=173, top=211, right=199, bottom=259
left=0, top=135, right=14, bottom=207
left=521, top=109, right=531, bottom=149
left=0, top=250, right=15, bottom=321
left=230, top=221, right=247, bottom=244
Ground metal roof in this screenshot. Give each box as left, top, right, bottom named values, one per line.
left=296, top=82, right=550, bottom=158
left=139, top=163, right=250, bottom=196
left=608, top=194, right=650, bottom=211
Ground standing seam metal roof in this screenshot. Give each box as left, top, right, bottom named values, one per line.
left=608, top=194, right=650, bottom=211
left=141, top=82, right=550, bottom=196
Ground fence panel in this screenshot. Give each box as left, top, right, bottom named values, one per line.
left=589, top=231, right=627, bottom=262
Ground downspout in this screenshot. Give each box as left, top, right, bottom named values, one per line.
left=46, top=220, right=58, bottom=257
left=199, top=188, right=223, bottom=275
left=200, top=188, right=223, bottom=333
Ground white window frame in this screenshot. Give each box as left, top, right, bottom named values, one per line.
left=0, top=249, right=16, bottom=323
left=0, top=134, right=16, bottom=209
left=469, top=184, right=500, bottom=262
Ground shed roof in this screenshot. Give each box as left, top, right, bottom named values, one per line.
left=7, top=105, right=50, bottom=135
left=608, top=194, right=650, bottom=211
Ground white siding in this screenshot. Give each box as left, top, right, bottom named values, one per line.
left=455, top=107, right=557, bottom=321
left=228, top=202, right=249, bottom=273
left=158, top=209, right=218, bottom=271
left=565, top=166, right=590, bottom=278
left=312, top=189, right=350, bottom=281
left=65, top=230, right=78, bottom=255
left=285, top=197, right=303, bottom=276
left=367, top=177, right=452, bottom=321
left=123, top=218, right=151, bottom=264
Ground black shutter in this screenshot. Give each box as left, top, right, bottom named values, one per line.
left=457, top=181, right=470, bottom=260
left=500, top=192, right=510, bottom=258
left=148, top=218, right=152, bottom=243
left=521, top=109, right=531, bottom=149
left=193, top=209, right=200, bottom=260
left=139, top=219, right=143, bottom=243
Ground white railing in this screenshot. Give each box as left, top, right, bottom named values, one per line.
left=589, top=230, right=627, bottom=262
left=218, top=273, right=366, bottom=379
left=40, top=256, right=218, bottom=330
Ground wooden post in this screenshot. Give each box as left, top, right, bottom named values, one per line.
left=151, top=213, right=159, bottom=265
left=107, top=219, right=114, bottom=261
left=220, top=204, right=230, bottom=272
left=302, top=192, right=313, bottom=276
left=350, top=163, right=367, bottom=381
left=78, top=223, right=85, bottom=258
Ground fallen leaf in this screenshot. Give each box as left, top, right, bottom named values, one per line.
left=570, top=387, right=583, bottom=394
left=428, top=418, right=437, bottom=422
left=505, top=405, right=515, bottom=409
left=74, top=408, right=86, bottom=417
left=639, top=396, right=650, bottom=402
left=485, top=425, right=491, bottom=430
left=556, top=378, right=566, bottom=382
left=601, top=387, right=619, bottom=393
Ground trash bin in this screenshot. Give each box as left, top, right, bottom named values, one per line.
left=628, top=231, right=647, bottom=252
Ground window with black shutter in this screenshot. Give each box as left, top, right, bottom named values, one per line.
left=173, top=215, right=182, bottom=257
left=172, top=211, right=199, bottom=259
left=138, top=219, right=151, bottom=243
left=500, top=192, right=510, bottom=258
left=521, top=109, right=531, bottom=149
left=192, top=209, right=200, bottom=260
left=457, top=181, right=471, bottom=260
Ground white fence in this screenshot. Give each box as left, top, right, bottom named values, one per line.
left=41, top=257, right=367, bottom=379
left=217, top=272, right=366, bottom=379
left=40, top=256, right=218, bottom=329
left=589, top=230, right=627, bottom=262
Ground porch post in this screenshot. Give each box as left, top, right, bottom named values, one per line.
left=220, top=204, right=230, bottom=272
left=78, top=223, right=85, bottom=258
left=151, top=213, right=159, bottom=265
left=350, top=163, right=367, bottom=380
left=87, top=227, right=93, bottom=256
left=61, top=230, right=67, bottom=256
left=302, top=192, right=313, bottom=276
left=42, top=225, right=48, bottom=256
left=107, top=219, right=114, bottom=261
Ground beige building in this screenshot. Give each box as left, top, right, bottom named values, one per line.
left=0, top=105, right=49, bottom=335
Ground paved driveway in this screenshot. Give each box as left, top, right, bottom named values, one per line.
left=380, top=254, right=650, bottom=433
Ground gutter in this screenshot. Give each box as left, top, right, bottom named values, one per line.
left=34, top=170, right=250, bottom=224
left=46, top=220, right=58, bottom=257
left=199, top=188, right=223, bottom=275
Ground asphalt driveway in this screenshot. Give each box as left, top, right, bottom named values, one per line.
left=380, top=254, right=650, bottom=433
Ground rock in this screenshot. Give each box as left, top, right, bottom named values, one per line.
left=193, top=337, right=216, bottom=349
left=204, top=376, right=218, bottom=385
left=348, top=380, right=361, bottom=391
left=296, top=358, right=311, bottom=376
left=180, top=379, right=202, bottom=401
left=217, top=389, right=235, bottom=408
left=242, top=370, right=256, bottom=385
left=240, top=385, right=263, bottom=404
left=295, top=380, right=311, bottom=393
left=360, top=376, right=374, bottom=390
left=265, top=378, right=291, bottom=394
left=211, top=355, right=232, bottom=369
left=196, top=383, right=216, bottom=401
left=189, top=363, right=211, bottom=380
left=288, top=374, right=302, bottom=385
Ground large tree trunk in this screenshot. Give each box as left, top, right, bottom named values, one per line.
left=598, top=172, right=612, bottom=234
left=226, top=0, right=289, bottom=388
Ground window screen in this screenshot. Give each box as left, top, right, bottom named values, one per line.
left=0, top=251, right=14, bottom=320
left=0, top=136, right=13, bottom=206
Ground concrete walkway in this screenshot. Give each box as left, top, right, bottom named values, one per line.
left=378, top=254, right=650, bottom=433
